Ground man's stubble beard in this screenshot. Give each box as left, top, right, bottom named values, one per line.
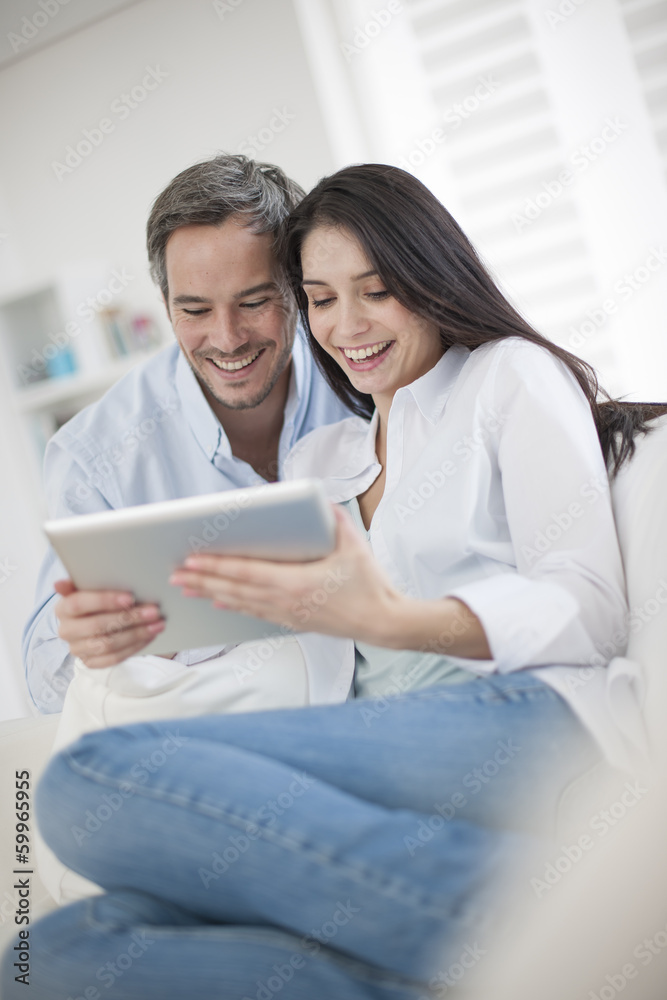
left=192, top=339, right=294, bottom=412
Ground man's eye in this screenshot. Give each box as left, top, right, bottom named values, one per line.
left=241, top=298, right=269, bottom=309
left=182, top=308, right=210, bottom=316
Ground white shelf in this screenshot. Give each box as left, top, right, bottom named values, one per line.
left=0, top=267, right=170, bottom=484
left=13, top=348, right=163, bottom=414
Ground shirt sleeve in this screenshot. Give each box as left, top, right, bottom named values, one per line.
left=446, top=341, right=629, bottom=671
left=23, top=436, right=249, bottom=712
left=22, top=434, right=115, bottom=713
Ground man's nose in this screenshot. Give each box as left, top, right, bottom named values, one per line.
left=208, top=309, right=250, bottom=353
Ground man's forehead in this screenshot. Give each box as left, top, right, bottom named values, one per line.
left=165, top=222, right=279, bottom=295
left=165, top=220, right=273, bottom=258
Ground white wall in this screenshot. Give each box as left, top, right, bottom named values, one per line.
left=299, top=0, right=667, bottom=402
left=0, top=0, right=336, bottom=717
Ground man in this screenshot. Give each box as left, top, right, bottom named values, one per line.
left=23, top=154, right=351, bottom=714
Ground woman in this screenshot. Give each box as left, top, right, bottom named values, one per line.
left=6, top=166, right=647, bottom=999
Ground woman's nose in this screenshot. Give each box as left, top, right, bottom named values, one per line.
left=336, top=299, right=371, bottom=341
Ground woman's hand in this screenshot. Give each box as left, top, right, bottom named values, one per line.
left=169, top=505, right=404, bottom=643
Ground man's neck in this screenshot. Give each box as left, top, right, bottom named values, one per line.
left=204, top=362, right=292, bottom=482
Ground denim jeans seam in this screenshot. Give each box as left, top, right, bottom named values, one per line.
left=59, top=753, right=453, bottom=919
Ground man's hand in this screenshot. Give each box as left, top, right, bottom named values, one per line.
left=54, top=579, right=165, bottom=669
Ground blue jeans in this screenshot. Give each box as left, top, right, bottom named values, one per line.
left=3, top=672, right=600, bottom=998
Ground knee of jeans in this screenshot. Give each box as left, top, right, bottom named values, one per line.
left=35, top=732, right=115, bottom=863
left=1, top=904, right=83, bottom=999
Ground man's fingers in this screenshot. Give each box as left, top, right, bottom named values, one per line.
left=57, top=604, right=162, bottom=642
left=81, top=620, right=166, bottom=663
left=54, top=579, right=77, bottom=597
left=56, top=589, right=136, bottom=620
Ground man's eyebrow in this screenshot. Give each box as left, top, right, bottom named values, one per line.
left=233, top=281, right=278, bottom=300
left=172, top=294, right=211, bottom=305
left=171, top=282, right=278, bottom=306
left=302, top=270, right=378, bottom=286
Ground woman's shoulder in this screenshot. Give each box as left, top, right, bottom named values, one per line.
left=471, top=335, right=562, bottom=369
left=465, top=336, right=580, bottom=393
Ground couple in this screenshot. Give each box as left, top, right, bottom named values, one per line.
left=8, top=156, right=645, bottom=998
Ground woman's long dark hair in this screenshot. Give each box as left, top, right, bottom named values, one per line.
left=283, top=163, right=657, bottom=476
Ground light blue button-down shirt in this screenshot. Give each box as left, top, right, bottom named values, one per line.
left=24, top=328, right=352, bottom=713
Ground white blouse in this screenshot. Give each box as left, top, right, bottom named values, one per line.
left=285, top=337, right=646, bottom=773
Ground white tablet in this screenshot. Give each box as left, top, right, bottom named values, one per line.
left=43, top=479, right=335, bottom=655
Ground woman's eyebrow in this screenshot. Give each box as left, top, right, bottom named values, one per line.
left=302, top=270, right=378, bottom=286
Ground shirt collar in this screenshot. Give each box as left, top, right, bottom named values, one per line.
left=401, top=343, right=471, bottom=424
left=175, top=349, right=226, bottom=462
left=280, top=326, right=308, bottom=450
left=300, top=344, right=471, bottom=502
left=174, top=325, right=311, bottom=467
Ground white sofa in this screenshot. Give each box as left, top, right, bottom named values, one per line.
left=474, top=412, right=667, bottom=999
left=1, top=414, right=666, bottom=974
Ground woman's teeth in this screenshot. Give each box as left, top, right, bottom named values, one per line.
left=211, top=350, right=261, bottom=371
left=343, top=341, right=391, bottom=361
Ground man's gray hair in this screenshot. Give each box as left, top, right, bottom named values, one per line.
left=146, top=153, right=305, bottom=300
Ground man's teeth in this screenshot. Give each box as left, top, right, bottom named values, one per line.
left=343, top=341, right=391, bottom=361
left=211, top=350, right=261, bottom=371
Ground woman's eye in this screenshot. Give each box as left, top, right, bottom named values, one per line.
left=367, top=290, right=390, bottom=300
left=311, top=297, right=335, bottom=309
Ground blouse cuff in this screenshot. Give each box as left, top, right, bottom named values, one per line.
left=447, top=572, right=581, bottom=670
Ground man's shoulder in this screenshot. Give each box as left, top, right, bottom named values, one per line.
left=51, top=342, right=182, bottom=458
